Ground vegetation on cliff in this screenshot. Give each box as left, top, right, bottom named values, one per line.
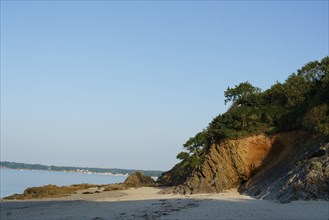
left=161, top=57, right=329, bottom=186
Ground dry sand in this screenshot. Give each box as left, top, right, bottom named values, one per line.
left=1, top=187, right=328, bottom=220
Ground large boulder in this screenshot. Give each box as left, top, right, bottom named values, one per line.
left=124, top=172, right=155, bottom=187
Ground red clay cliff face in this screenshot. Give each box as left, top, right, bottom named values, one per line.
left=173, top=131, right=308, bottom=194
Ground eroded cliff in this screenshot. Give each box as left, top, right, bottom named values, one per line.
left=241, top=136, right=329, bottom=202
left=158, top=130, right=329, bottom=202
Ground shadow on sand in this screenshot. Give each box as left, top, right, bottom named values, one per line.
left=1, top=196, right=328, bottom=220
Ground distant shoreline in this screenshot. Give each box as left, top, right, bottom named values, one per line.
left=0, top=167, right=129, bottom=177
left=0, top=161, right=163, bottom=177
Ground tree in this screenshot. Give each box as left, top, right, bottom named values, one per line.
left=176, top=152, right=189, bottom=160
left=297, top=58, right=328, bottom=83
left=183, top=131, right=207, bottom=158
left=224, top=82, right=261, bottom=106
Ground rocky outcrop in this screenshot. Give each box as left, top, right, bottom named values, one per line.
left=3, top=184, right=99, bottom=200
left=165, top=130, right=328, bottom=202
left=124, top=171, right=155, bottom=187
left=242, top=141, right=329, bottom=203
left=173, top=131, right=301, bottom=194
left=156, top=163, right=189, bottom=187
left=4, top=173, right=156, bottom=200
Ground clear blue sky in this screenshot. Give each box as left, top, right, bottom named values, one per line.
left=1, top=1, right=328, bottom=171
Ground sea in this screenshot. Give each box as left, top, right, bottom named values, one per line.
left=0, top=168, right=127, bottom=198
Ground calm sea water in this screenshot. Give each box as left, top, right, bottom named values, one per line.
left=0, top=168, right=126, bottom=198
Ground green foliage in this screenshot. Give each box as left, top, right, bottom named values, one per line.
left=183, top=131, right=207, bottom=157
left=303, top=104, right=329, bottom=136
left=224, top=81, right=261, bottom=106
left=175, top=131, right=207, bottom=176
left=173, top=56, right=329, bottom=181
left=176, top=152, right=189, bottom=160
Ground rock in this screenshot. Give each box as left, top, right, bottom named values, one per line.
left=162, top=129, right=328, bottom=202
left=239, top=134, right=329, bottom=203
left=174, top=132, right=291, bottom=194
left=156, top=170, right=181, bottom=187
left=124, top=172, right=155, bottom=187
left=156, top=163, right=189, bottom=187
left=3, top=184, right=98, bottom=200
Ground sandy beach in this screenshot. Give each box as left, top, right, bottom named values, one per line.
left=1, top=187, right=328, bottom=220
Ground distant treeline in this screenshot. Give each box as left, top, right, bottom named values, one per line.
left=0, top=161, right=163, bottom=177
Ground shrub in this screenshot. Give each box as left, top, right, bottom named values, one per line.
left=303, top=104, right=329, bottom=136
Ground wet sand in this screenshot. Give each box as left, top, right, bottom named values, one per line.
left=1, top=187, right=328, bottom=220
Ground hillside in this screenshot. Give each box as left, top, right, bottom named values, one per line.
left=157, top=57, right=329, bottom=202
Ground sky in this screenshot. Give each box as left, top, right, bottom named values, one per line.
left=1, top=1, right=328, bottom=171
